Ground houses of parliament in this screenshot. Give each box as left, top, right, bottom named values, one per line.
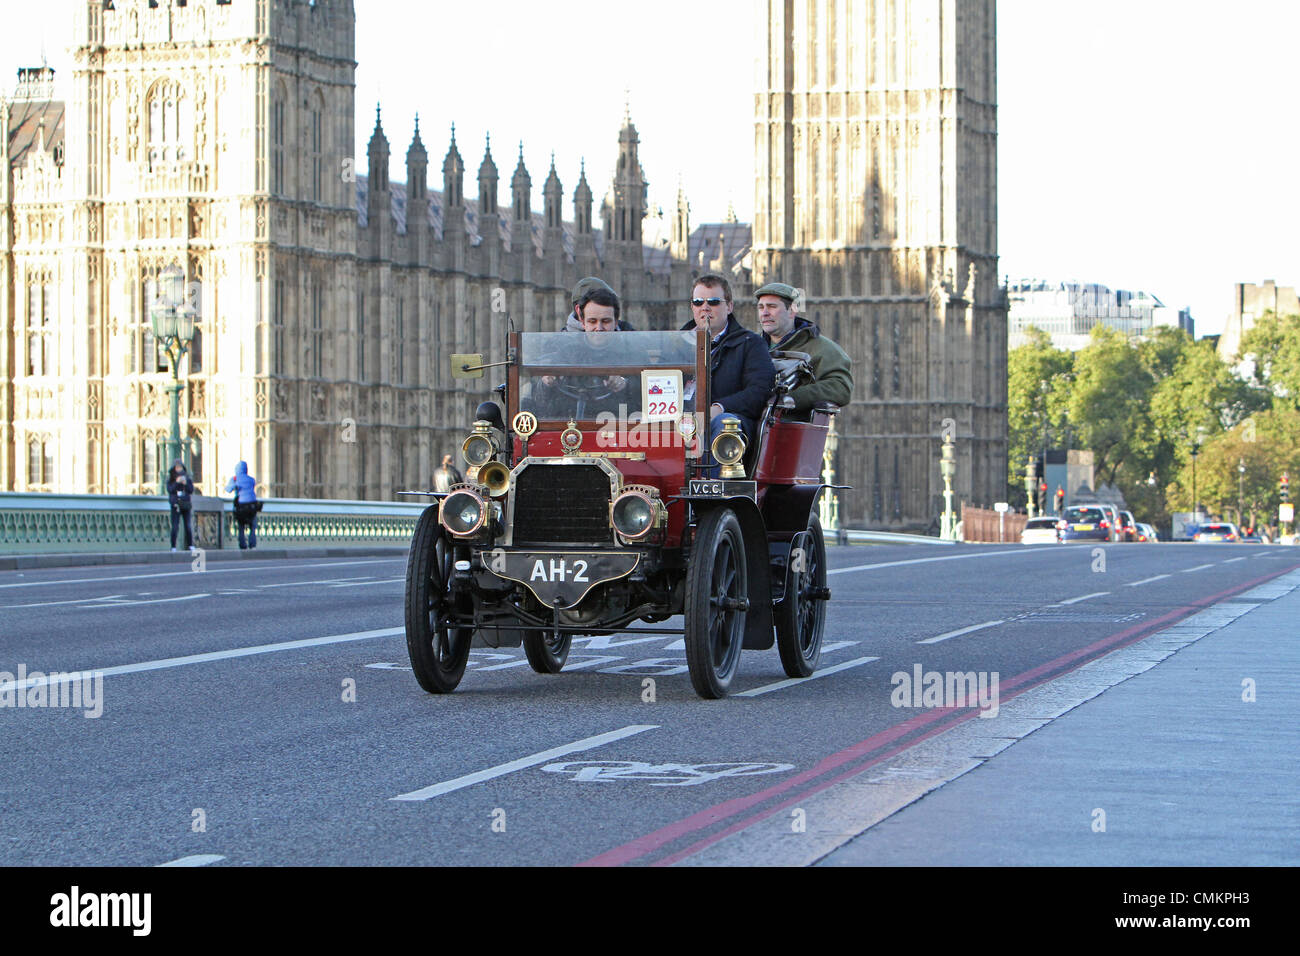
left=2, top=0, right=1006, bottom=530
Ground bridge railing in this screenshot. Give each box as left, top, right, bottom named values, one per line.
left=0, top=492, right=428, bottom=554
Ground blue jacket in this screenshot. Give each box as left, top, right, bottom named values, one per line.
left=682, top=315, right=776, bottom=437
left=224, top=461, right=258, bottom=504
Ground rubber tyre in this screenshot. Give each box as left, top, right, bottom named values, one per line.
left=684, top=508, right=748, bottom=699
left=404, top=506, right=473, bottom=693
left=522, top=629, right=572, bottom=673
left=775, top=515, right=827, bottom=678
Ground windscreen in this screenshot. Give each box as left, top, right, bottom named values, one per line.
left=518, top=330, right=700, bottom=422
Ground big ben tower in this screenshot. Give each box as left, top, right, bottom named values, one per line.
left=754, top=0, right=1007, bottom=529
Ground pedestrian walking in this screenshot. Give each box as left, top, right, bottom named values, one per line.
left=166, top=459, right=196, bottom=551
left=225, top=460, right=261, bottom=550
left=433, top=454, right=463, bottom=493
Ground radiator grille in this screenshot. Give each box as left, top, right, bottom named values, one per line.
left=511, top=464, right=612, bottom=546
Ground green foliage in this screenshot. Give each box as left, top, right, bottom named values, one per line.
left=1006, top=322, right=1289, bottom=531
left=1238, top=311, right=1300, bottom=409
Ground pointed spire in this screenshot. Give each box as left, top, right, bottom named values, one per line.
left=478, top=134, right=499, bottom=216
left=367, top=102, right=390, bottom=193
left=543, top=152, right=563, bottom=230
left=443, top=122, right=465, bottom=208
left=406, top=114, right=428, bottom=200
left=574, top=157, right=593, bottom=235
left=511, top=143, right=531, bottom=222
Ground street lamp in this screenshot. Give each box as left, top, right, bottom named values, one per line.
left=149, top=264, right=197, bottom=493
left=1238, top=459, right=1246, bottom=527
left=1190, top=425, right=1206, bottom=520
left=1025, top=455, right=1037, bottom=519
left=820, top=416, right=841, bottom=535
left=939, top=432, right=956, bottom=540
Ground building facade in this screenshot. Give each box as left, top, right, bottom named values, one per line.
left=1008, top=280, right=1194, bottom=351
left=1217, top=279, right=1299, bottom=363
left=752, top=0, right=1008, bottom=529
left=2, top=0, right=714, bottom=499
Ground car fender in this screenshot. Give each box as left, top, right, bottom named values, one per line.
left=693, top=497, right=775, bottom=650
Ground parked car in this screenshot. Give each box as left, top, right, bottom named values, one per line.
left=1021, top=516, right=1061, bottom=544
left=1193, top=522, right=1240, bottom=542
left=1057, top=505, right=1117, bottom=542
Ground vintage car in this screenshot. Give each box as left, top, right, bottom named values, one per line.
left=402, top=327, right=844, bottom=699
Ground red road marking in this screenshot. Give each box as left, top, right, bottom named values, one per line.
left=579, top=561, right=1300, bottom=867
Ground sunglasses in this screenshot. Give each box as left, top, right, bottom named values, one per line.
left=691, top=297, right=724, bottom=307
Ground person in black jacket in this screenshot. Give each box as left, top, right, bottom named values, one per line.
left=682, top=273, right=776, bottom=475
left=166, top=459, right=197, bottom=551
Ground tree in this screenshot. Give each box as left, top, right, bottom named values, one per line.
left=1238, top=311, right=1300, bottom=409
left=1006, top=327, right=1073, bottom=505
left=1068, top=326, right=1152, bottom=487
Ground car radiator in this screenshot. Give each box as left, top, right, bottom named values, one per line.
left=511, top=463, right=613, bottom=547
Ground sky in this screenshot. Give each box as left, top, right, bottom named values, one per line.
left=4, top=0, right=1299, bottom=336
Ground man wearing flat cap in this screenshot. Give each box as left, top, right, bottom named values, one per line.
left=564, top=276, right=634, bottom=332
left=754, top=281, right=853, bottom=413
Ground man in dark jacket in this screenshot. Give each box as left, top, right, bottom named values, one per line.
left=682, top=273, right=775, bottom=475
left=755, top=281, right=853, bottom=413
left=166, top=459, right=196, bottom=551
left=533, top=286, right=634, bottom=420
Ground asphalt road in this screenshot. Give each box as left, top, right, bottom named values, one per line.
left=2, top=541, right=1297, bottom=866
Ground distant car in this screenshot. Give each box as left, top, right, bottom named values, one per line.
left=1136, top=522, right=1159, bottom=542
left=1118, top=510, right=1138, bottom=542
left=1194, top=522, right=1240, bottom=543
left=1240, top=534, right=1262, bottom=543
left=1057, top=505, right=1117, bottom=542
left=1021, top=516, right=1061, bottom=544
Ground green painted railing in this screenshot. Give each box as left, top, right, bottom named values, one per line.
left=0, top=492, right=428, bottom=553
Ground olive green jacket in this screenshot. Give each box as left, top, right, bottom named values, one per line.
left=764, top=317, right=854, bottom=412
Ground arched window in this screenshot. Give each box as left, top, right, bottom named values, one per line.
left=308, top=91, right=325, bottom=202
left=271, top=84, right=287, bottom=194
left=147, top=79, right=192, bottom=169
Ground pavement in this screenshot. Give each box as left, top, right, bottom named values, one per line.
left=818, top=567, right=1300, bottom=866
left=0, top=546, right=409, bottom=571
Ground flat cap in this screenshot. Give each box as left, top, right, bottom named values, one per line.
left=571, top=276, right=615, bottom=305
left=754, top=281, right=798, bottom=304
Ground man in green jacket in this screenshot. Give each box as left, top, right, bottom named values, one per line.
left=754, top=281, right=853, bottom=412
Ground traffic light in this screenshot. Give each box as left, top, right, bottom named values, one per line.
left=1282, top=473, right=1291, bottom=502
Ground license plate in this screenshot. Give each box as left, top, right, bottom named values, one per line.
left=1074, top=523, right=1094, bottom=530
left=685, top=479, right=756, bottom=498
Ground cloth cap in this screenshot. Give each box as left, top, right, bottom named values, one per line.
left=754, top=281, right=797, bottom=305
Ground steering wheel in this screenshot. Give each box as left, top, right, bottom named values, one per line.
left=552, top=376, right=619, bottom=402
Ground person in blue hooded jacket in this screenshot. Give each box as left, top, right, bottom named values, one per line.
left=224, top=461, right=260, bottom=549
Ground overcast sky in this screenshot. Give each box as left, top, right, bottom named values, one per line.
left=5, top=0, right=1298, bottom=335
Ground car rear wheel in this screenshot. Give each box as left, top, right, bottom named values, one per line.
left=775, top=515, right=828, bottom=678
left=523, top=629, right=572, bottom=673
left=684, top=508, right=748, bottom=699
left=404, top=506, right=473, bottom=693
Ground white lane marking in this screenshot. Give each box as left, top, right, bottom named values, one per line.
left=1222, top=557, right=1247, bottom=564
left=1126, top=574, right=1170, bottom=587
left=1182, top=564, right=1215, bottom=572
left=0, top=558, right=404, bottom=590
left=1055, top=591, right=1110, bottom=605
left=390, top=725, right=660, bottom=802
left=326, top=577, right=405, bottom=588
left=80, top=593, right=210, bottom=609
left=158, top=854, right=225, bottom=867
left=254, top=576, right=374, bottom=589
left=828, top=547, right=1073, bottom=576
left=0, top=594, right=125, bottom=609
left=916, top=620, right=1005, bottom=645
left=734, top=656, right=880, bottom=697
left=0, top=626, right=403, bottom=694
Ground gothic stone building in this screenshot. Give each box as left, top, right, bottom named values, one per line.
left=4, top=0, right=1006, bottom=531
left=1, top=0, right=724, bottom=500
left=753, top=0, right=1008, bottom=527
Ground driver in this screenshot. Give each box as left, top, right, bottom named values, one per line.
left=531, top=286, right=635, bottom=420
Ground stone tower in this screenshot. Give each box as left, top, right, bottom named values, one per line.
left=753, top=0, right=1008, bottom=529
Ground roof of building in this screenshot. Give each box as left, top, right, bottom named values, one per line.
left=5, top=98, right=65, bottom=168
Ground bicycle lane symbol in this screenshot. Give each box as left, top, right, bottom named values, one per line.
left=541, top=761, right=795, bottom=787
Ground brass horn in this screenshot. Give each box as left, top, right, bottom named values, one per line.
left=479, top=460, right=511, bottom=498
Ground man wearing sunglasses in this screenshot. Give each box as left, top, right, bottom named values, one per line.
left=682, top=273, right=775, bottom=474
left=754, top=281, right=853, bottom=414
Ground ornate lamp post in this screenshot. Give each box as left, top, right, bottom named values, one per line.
left=1238, top=459, right=1246, bottom=527
left=939, top=432, right=956, bottom=540
left=1025, top=455, right=1037, bottom=519
left=149, top=264, right=197, bottom=493
left=1189, top=425, right=1206, bottom=521
left=820, top=416, right=841, bottom=534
